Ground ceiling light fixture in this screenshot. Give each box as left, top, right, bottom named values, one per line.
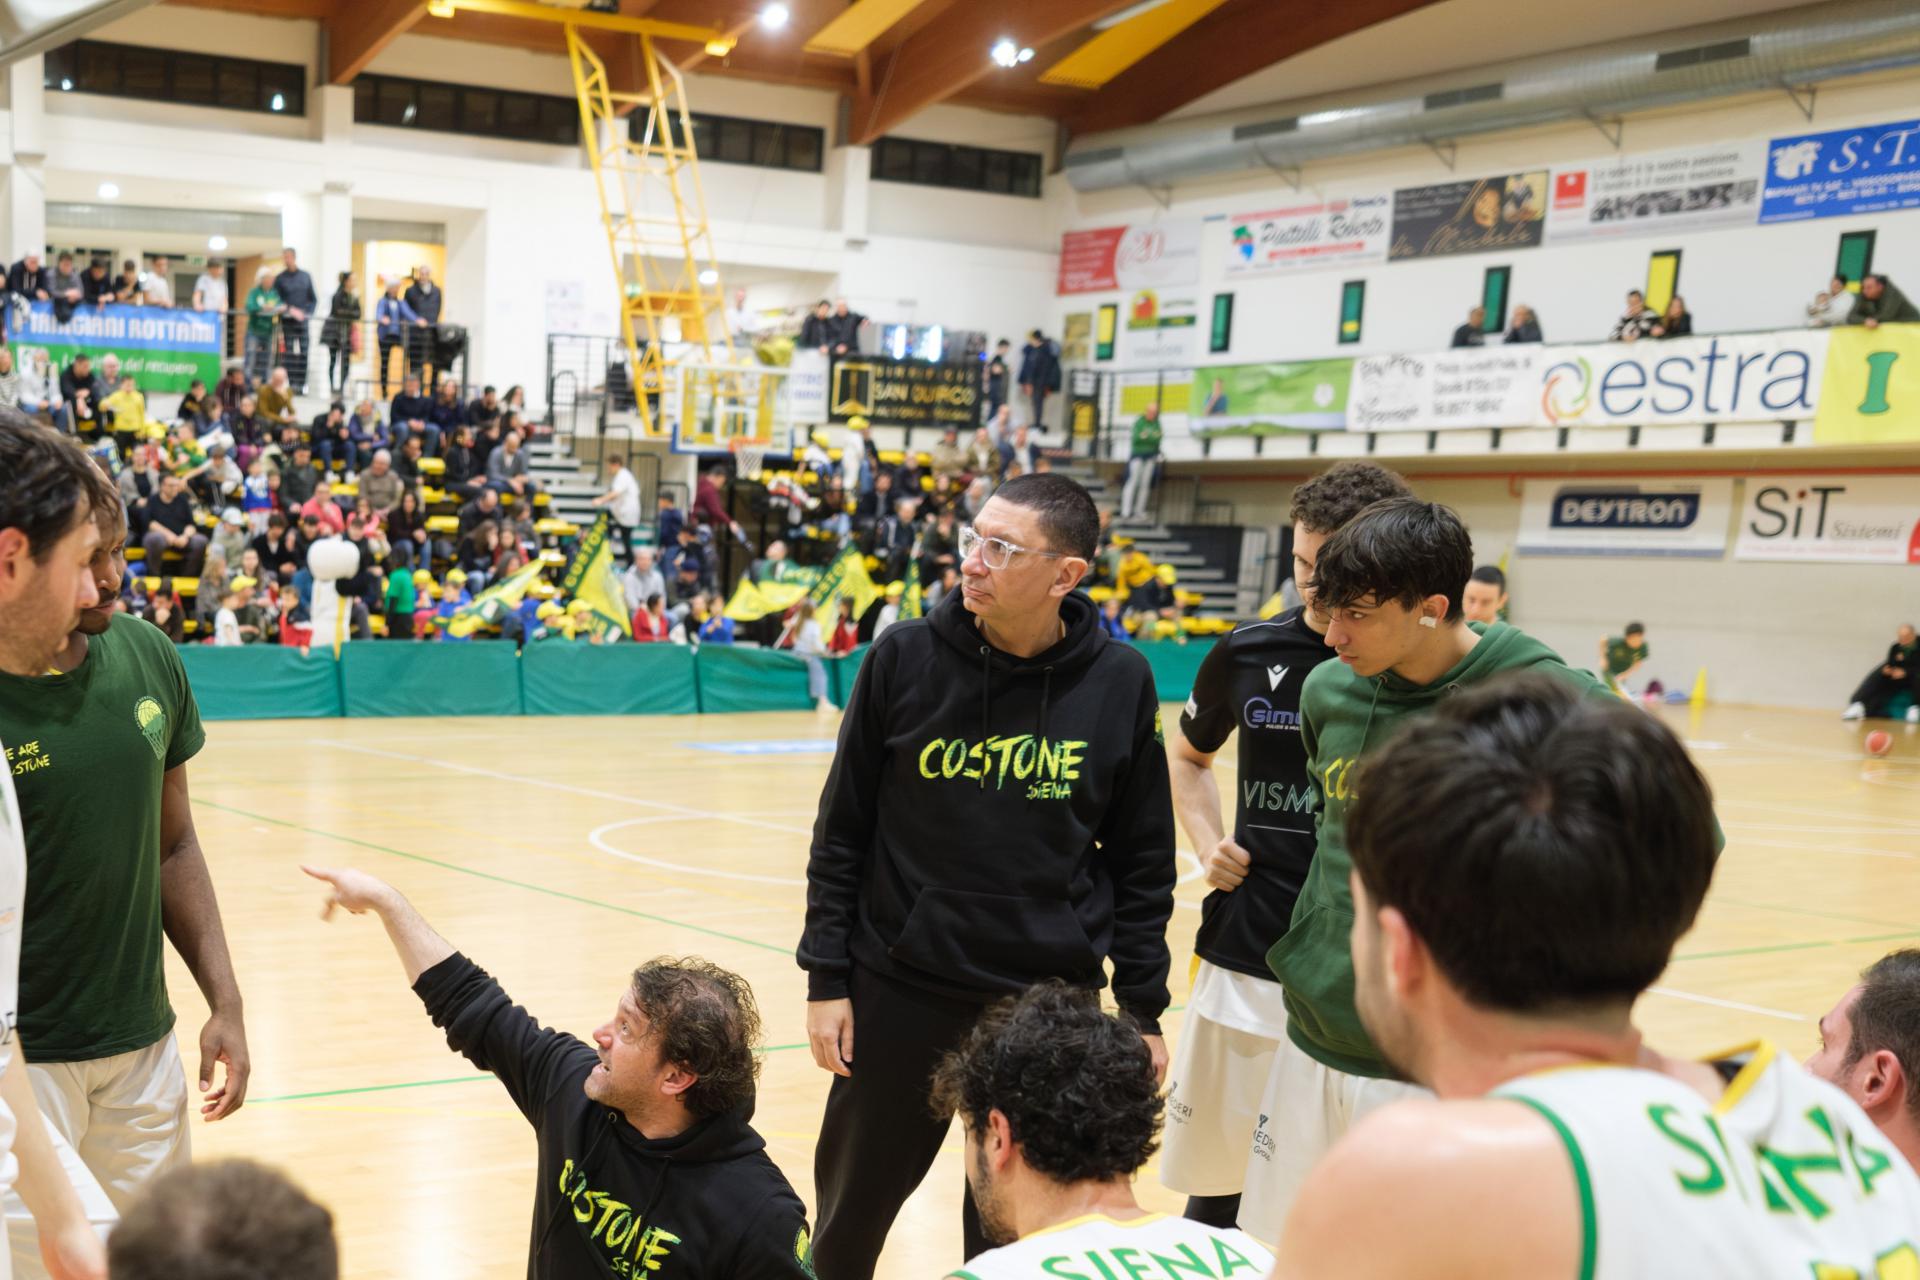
left=705, top=37, right=734, bottom=56
left=759, top=3, right=789, bottom=30
left=270, top=92, right=285, bottom=111
left=208, top=235, right=229, bottom=251
left=698, top=268, right=720, bottom=285
left=60, top=77, right=73, bottom=90
left=97, top=182, right=119, bottom=199
left=264, top=191, right=288, bottom=208
left=991, top=37, right=1032, bottom=68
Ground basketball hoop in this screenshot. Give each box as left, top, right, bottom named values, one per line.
left=728, top=435, right=768, bottom=481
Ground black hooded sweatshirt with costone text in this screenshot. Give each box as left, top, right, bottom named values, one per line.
left=414, top=953, right=814, bottom=1280
left=797, top=590, right=1177, bottom=1031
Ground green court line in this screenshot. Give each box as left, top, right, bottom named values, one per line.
left=199, top=800, right=792, bottom=956
left=1671, top=929, right=1920, bottom=964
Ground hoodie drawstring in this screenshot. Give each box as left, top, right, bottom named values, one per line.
left=978, top=644, right=992, bottom=790
left=1038, top=666, right=1054, bottom=745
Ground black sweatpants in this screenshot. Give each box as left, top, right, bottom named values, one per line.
left=812, top=965, right=991, bottom=1280
left=1853, top=668, right=1918, bottom=716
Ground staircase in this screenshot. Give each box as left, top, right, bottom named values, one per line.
left=1048, top=456, right=1253, bottom=621
left=527, top=436, right=608, bottom=529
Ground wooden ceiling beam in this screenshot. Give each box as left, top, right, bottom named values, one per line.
left=328, top=0, right=430, bottom=83
left=1065, top=0, right=1445, bottom=136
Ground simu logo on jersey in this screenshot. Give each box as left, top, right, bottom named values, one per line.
left=917, top=735, right=1088, bottom=800
left=557, top=1158, right=683, bottom=1274
left=134, top=696, right=168, bottom=763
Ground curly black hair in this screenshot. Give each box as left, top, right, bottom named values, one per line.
left=930, top=982, right=1161, bottom=1184
left=108, top=1159, right=338, bottom=1280
left=1310, top=495, right=1474, bottom=621
left=1287, top=460, right=1411, bottom=536
left=0, top=410, right=99, bottom=562
left=631, top=957, right=762, bottom=1119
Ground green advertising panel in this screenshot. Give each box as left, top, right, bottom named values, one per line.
left=8, top=302, right=223, bottom=394
left=1190, top=358, right=1352, bottom=434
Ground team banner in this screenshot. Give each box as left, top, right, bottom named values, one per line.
left=443, top=560, right=547, bottom=639
left=1122, top=291, right=1198, bottom=367
left=1814, top=325, right=1920, bottom=446
left=1191, top=360, right=1352, bottom=435
left=1346, top=348, right=1538, bottom=432
left=1517, top=479, right=1734, bottom=558
left=1536, top=331, right=1829, bottom=428
left=828, top=356, right=979, bottom=428
left=7, top=301, right=223, bottom=393
left=1057, top=220, right=1202, bottom=294
left=1223, top=195, right=1390, bottom=275
left=1389, top=170, right=1547, bottom=260
left=1546, top=143, right=1763, bottom=242
left=722, top=577, right=812, bottom=622
left=1734, top=475, right=1920, bottom=564
left=559, top=514, right=634, bottom=641
left=787, top=349, right=829, bottom=424
left=1760, top=117, right=1920, bottom=223
left=808, top=547, right=881, bottom=620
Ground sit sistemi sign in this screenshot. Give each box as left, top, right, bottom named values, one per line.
left=1733, top=475, right=1920, bottom=564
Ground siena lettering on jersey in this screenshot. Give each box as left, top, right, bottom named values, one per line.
left=1035, top=1237, right=1262, bottom=1280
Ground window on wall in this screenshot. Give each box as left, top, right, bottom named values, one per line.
left=1835, top=230, right=1875, bottom=288
left=1480, top=266, right=1510, bottom=332
left=1338, top=280, right=1366, bottom=345
left=660, top=112, right=825, bottom=173
left=870, top=137, right=1044, bottom=198
left=353, top=73, right=578, bottom=145
left=43, top=40, right=306, bottom=116
left=1645, top=249, right=1682, bottom=315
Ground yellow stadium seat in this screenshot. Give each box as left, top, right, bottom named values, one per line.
left=125, top=548, right=144, bottom=563
left=878, top=449, right=905, bottom=465
left=539, top=549, right=567, bottom=565
left=418, top=457, right=446, bottom=475
left=369, top=615, right=388, bottom=636
left=534, top=518, right=578, bottom=537
left=426, top=515, right=460, bottom=534
left=828, top=449, right=843, bottom=461
left=421, top=487, right=448, bottom=505
left=919, top=476, right=934, bottom=492
left=533, top=492, right=551, bottom=508
left=333, top=482, right=359, bottom=498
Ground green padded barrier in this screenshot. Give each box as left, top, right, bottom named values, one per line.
left=1136, top=639, right=1215, bottom=702
left=522, top=642, right=699, bottom=716
left=340, top=642, right=524, bottom=717
left=829, top=644, right=871, bottom=708
left=179, top=646, right=344, bottom=720
left=695, top=644, right=819, bottom=713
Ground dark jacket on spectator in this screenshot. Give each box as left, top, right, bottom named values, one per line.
left=81, top=267, right=117, bottom=305
left=275, top=268, right=317, bottom=318
left=405, top=280, right=443, bottom=324
left=1505, top=318, right=1543, bottom=344
left=443, top=442, right=480, bottom=488
left=59, top=366, right=103, bottom=419
left=390, top=390, right=433, bottom=428
left=1450, top=324, right=1485, bottom=349
left=6, top=261, right=51, bottom=299
left=1657, top=312, right=1694, bottom=339
left=279, top=461, right=322, bottom=510
left=322, top=286, right=362, bottom=348
left=1848, top=281, right=1920, bottom=326
left=457, top=497, right=503, bottom=541
left=1018, top=338, right=1061, bottom=393
left=799, top=311, right=832, bottom=349
left=428, top=395, right=468, bottom=435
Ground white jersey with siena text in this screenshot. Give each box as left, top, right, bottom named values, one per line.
left=949, top=1213, right=1271, bottom=1280
left=1492, top=1043, right=1920, bottom=1279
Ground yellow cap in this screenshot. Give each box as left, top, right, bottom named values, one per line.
left=229, top=575, right=257, bottom=592
left=446, top=568, right=468, bottom=584
left=528, top=580, right=558, bottom=598
left=1156, top=564, right=1178, bottom=585
left=811, top=429, right=831, bottom=446
left=568, top=599, right=593, bottom=614
left=847, top=415, right=870, bottom=430
left=536, top=602, right=563, bottom=619
left=884, top=581, right=904, bottom=597
left=412, top=569, right=433, bottom=586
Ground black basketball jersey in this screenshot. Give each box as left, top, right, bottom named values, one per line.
left=1178, top=606, right=1332, bottom=978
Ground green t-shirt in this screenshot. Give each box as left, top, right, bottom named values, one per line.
left=1267, top=622, right=1614, bottom=1079
left=245, top=285, right=280, bottom=338
left=170, top=439, right=207, bottom=477
left=1604, top=636, right=1649, bottom=677
left=0, top=614, right=205, bottom=1060
left=1131, top=415, right=1163, bottom=457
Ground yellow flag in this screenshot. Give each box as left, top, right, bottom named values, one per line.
left=445, top=560, right=546, bottom=638
left=809, top=547, right=880, bottom=619
left=560, top=514, right=634, bottom=641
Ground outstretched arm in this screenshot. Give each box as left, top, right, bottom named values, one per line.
left=304, top=865, right=452, bottom=983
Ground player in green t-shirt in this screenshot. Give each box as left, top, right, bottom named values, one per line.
left=0, top=479, right=249, bottom=1242
left=1118, top=402, right=1163, bottom=520
left=1600, top=620, right=1649, bottom=697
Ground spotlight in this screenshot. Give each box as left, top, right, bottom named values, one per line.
left=208, top=235, right=229, bottom=251
left=760, top=3, right=789, bottom=30
left=98, top=182, right=119, bottom=199
left=698, top=268, right=720, bottom=285
left=270, top=92, right=285, bottom=111
left=990, top=38, right=1019, bottom=68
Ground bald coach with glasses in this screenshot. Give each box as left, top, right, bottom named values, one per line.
left=798, top=472, right=1177, bottom=1280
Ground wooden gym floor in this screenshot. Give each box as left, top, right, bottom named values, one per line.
left=161, top=704, right=1918, bottom=1278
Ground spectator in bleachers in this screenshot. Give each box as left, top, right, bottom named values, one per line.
left=349, top=399, right=391, bottom=472
left=629, top=591, right=669, bottom=641
left=145, top=585, right=186, bottom=643
left=828, top=298, right=865, bottom=356
left=101, top=374, right=151, bottom=454
left=259, top=365, right=299, bottom=427
left=855, top=469, right=895, bottom=531
left=204, top=441, right=243, bottom=504
left=389, top=372, right=435, bottom=454
left=1019, top=328, right=1061, bottom=431
left=668, top=555, right=706, bottom=615
left=1847, top=274, right=1920, bottom=328
left=800, top=299, right=833, bottom=352
left=916, top=508, right=959, bottom=587
left=827, top=596, right=860, bottom=654
left=192, top=259, right=228, bottom=314
left=320, top=271, right=360, bottom=397
left=457, top=485, right=503, bottom=541
left=360, top=449, right=405, bottom=516
left=872, top=495, right=916, bottom=584
left=984, top=338, right=1012, bottom=421
left=392, top=433, right=426, bottom=488
left=694, top=465, right=748, bottom=546
left=964, top=427, right=999, bottom=480
left=50, top=251, right=84, bottom=315
left=279, top=441, right=322, bottom=510
left=1655, top=295, right=1693, bottom=339
left=384, top=489, right=429, bottom=570
left=928, top=563, right=961, bottom=610
left=697, top=597, right=735, bottom=645
left=591, top=453, right=643, bottom=559
left=1609, top=289, right=1660, bottom=341
left=485, top=428, right=534, bottom=502
left=0, top=349, right=16, bottom=411
left=1808, top=274, right=1850, bottom=327
left=309, top=402, right=351, bottom=475
left=1450, top=305, right=1487, bottom=348
left=274, top=247, right=318, bottom=392
left=1463, top=563, right=1509, bottom=625
left=301, top=479, right=346, bottom=536
left=467, top=385, right=501, bottom=432
left=61, top=352, right=105, bottom=438
left=82, top=256, right=118, bottom=304
left=15, top=349, right=62, bottom=427
left=374, top=279, right=419, bottom=398
left=929, top=424, right=966, bottom=483
left=141, top=255, right=175, bottom=308
left=215, top=364, right=251, bottom=417
left=501, top=501, right=534, bottom=556
left=244, top=267, right=282, bottom=382
left=404, top=265, right=443, bottom=382
left=5, top=250, right=50, bottom=306
left=116, top=258, right=142, bottom=302
left=143, top=471, right=210, bottom=576
left=1098, top=595, right=1130, bottom=641
left=1504, top=304, right=1543, bottom=343
left=456, top=522, right=500, bottom=591
left=441, top=425, right=481, bottom=499
left=177, top=377, right=211, bottom=427
left=621, top=545, right=665, bottom=609
left=119, top=445, right=160, bottom=537
left=211, top=504, right=249, bottom=566
left=666, top=520, right=712, bottom=588
left=429, top=375, right=468, bottom=442
left=1120, top=402, right=1162, bottom=520
left=196, top=555, right=231, bottom=629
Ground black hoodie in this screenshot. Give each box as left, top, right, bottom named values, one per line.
left=797, top=590, right=1176, bottom=1031
left=415, top=953, right=813, bottom=1280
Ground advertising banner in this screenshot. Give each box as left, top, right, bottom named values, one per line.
left=1813, top=325, right=1920, bottom=446
left=1734, top=475, right=1920, bottom=564
left=1760, top=117, right=1920, bottom=223
left=1518, top=478, right=1734, bottom=557
left=786, top=349, right=829, bottom=424
left=7, top=301, right=222, bottom=393
left=1546, top=143, right=1763, bottom=241
left=1346, top=348, right=1538, bottom=431
left=1191, top=360, right=1352, bottom=435
left=1223, top=195, right=1390, bottom=275
left=1122, top=291, right=1198, bottom=367
left=1389, top=171, right=1547, bottom=260
left=827, top=355, right=979, bottom=428
left=1057, top=220, right=1202, bottom=294
left=1535, top=331, right=1829, bottom=428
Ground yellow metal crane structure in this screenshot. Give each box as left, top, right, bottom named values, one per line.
left=423, top=0, right=755, bottom=444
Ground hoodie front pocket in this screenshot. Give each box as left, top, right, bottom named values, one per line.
left=1265, top=902, right=1375, bottom=1062
left=888, top=887, right=1100, bottom=988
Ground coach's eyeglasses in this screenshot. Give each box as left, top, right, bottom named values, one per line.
left=958, top=524, right=1072, bottom=572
